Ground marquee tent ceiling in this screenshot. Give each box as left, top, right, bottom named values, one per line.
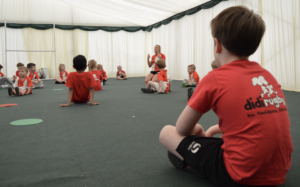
left=0, top=0, right=211, bottom=27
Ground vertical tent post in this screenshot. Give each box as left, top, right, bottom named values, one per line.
left=53, top=23, right=57, bottom=77
left=5, top=19, right=7, bottom=75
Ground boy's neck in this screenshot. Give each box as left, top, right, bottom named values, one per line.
left=159, top=68, right=165, bottom=71
left=76, top=69, right=85, bottom=73
left=20, top=75, right=26, bottom=79
left=30, top=70, right=34, bottom=74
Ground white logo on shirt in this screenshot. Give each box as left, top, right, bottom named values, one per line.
left=251, top=76, right=277, bottom=98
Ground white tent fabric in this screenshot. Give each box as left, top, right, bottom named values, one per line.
left=0, top=0, right=299, bottom=91
left=0, top=0, right=210, bottom=26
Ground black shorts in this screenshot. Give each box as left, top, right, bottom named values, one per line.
left=150, top=71, right=159, bottom=75
left=176, top=135, right=252, bottom=187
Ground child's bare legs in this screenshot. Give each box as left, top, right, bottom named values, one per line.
left=145, top=73, right=154, bottom=84
left=117, top=76, right=124, bottom=80
left=159, top=124, right=206, bottom=160
left=146, top=81, right=157, bottom=91
left=206, top=124, right=222, bottom=137
left=19, top=89, right=27, bottom=95
left=152, top=74, right=158, bottom=82
left=55, top=77, right=64, bottom=83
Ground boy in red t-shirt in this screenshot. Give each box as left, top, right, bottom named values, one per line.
left=13, top=62, right=24, bottom=81
left=8, top=66, right=33, bottom=96
left=116, top=65, right=128, bottom=80
left=59, top=55, right=99, bottom=107
left=159, top=6, right=293, bottom=187
left=27, top=63, right=44, bottom=88
left=183, top=64, right=199, bottom=87
left=97, top=64, right=108, bottom=85
left=141, top=59, right=170, bottom=93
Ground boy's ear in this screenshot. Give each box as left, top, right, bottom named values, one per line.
left=84, top=65, right=87, bottom=70
left=214, top=38, right=222, bottom=54
left=73, top=65, right=75, bottom=69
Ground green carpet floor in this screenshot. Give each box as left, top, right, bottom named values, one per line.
left=0, top=77, right=299, bottom=187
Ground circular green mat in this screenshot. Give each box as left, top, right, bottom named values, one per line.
left=53, top=89, right=64, bottom=90
left=10, top=119, right=43, bottom=126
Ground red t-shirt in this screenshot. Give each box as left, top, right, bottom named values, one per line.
left=188, top=60, right=293, bottom=186
left=189, top=71, right=200, bottom=84
left=157, top=69, right=169, bottom=93
left=17, top=76, right=34, bottom=88
left=0, top=72, right=4, bottom=77
left=99, top=69, right=107, bottom=79
left=117, top=70, right=126, bottom=77
left=91, top=70, right=102, bottom=91
left=60, top=71, right=68, bottom=79
left=151, top=53, right=166, bottom=71
left=16, top=70, right=19, bottom=76
left=65, top=72, right=97, bottom=103
left=28, top=71, right=40, bottom=80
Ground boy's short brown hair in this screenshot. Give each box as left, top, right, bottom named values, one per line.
left=211, top=6, right=265, bottom=58
left=188, top=64, right=196, bottom=70
left=17, top=62, right=24, bottom=67
left=97, top=64, right=102, bottom=69
left=211, top=60, right=218, bottom=70
left=19, top=66, right=28, bottom=72
left=156, top=59, right=166, bottom=69
left=27, top=63, right=36, bottom=69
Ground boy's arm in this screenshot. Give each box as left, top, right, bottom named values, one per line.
left=176, top=105, right=203, bottom=136
left=59, top=88, right=74, bottom=107
left=206, top=125, right=222, bottom=137
left=89, top=87, right=100, bottom=105
left=158, top=80, right=164, bottom=93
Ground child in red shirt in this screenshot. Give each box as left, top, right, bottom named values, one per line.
left=55, top=64, right=68, bottom=84
left=27, top=63, right=44, bottom=88
left=13, top=62, right=24, bottom=81
left=97, top=64, right=108, bottom=85
left=159, top=6, right=293, bottom=187
left=141, top=59, right=170, bottom=93
left=88, top=60, right=102, bottom=91
left=8, top=66, right=33, bottom=96
left=116, top=66, right=127, bottom=80
left=0, top=64, right=14, bottom=88
left=183, top=64, right=199, bottom=87
left=59, top=55, right=99, bottom=107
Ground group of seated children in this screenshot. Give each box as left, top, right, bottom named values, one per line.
left=141, top=59, right=171, bottom=94
left=4, top=62, right=44, bottom=96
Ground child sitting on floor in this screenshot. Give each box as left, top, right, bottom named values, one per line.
left=13, top=62, right=24, bottom=81
left=141, top=59, right=169, bottom=93
left=159, top=6, right=293, bottom=187
left=27, top=63, right=44, bottom=88
left=8, top=66, right=33, bottom=96
left=187, top=60, right=218, bottom=101
left=88, top=60, right=102, bottom=91
left=182, top=64, right=199, bottom=87
left=116, top=66, right=127, bottom=80
left=0, top=64, right=14, bottom=88
left=59, top=55, right=99, bottom=107
left=97, top=64, right=108, bottom=85
left=55, top=64, right=68, bottom=84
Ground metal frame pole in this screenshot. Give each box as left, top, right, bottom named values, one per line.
left=53, top=0, right=57, bottom=77
left=5, top=19, right=7, bottom=76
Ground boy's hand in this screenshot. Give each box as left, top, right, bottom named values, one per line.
left=147, top=53, right=150, bottom=59
left=157, top=53, right=161, bottom=59
left=59, top=103, right=71, bottom=107
left=90, top=102, right=100, bottom=106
